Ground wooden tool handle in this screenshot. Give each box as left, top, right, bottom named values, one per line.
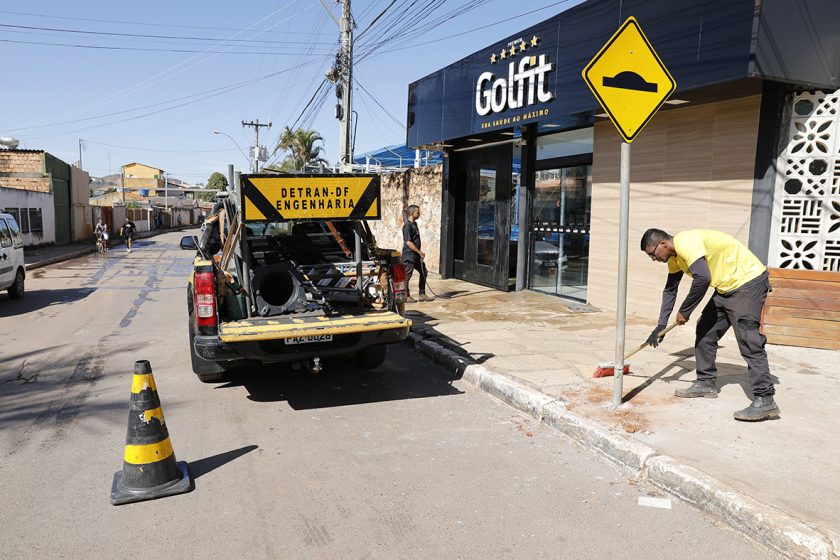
left=624, top=322, right=679, bottom=361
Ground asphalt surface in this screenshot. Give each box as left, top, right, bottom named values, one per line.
left=0, top=232, right=775, bottom=559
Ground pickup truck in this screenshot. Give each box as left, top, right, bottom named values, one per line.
left=181, top=173, right=410, bottom=382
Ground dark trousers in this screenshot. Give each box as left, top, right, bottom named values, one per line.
left=403, top=259, right=426, bottom=295
left=695, top=271, right=774, bottom=396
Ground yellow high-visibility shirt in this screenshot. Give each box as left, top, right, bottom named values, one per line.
left=667, top=230, right=766, bottom=294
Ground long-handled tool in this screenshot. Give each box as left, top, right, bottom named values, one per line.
left=593, top=322, right=678, bottom=378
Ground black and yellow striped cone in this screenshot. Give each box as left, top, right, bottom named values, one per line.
left=110, top=360, right=191, bottom=505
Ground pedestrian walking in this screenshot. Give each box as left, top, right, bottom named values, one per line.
left=121, top=217, right=137, bottom=253
left=641, top=228, right=778, bottom=421
left=402, top=204, right=434, bottom=303
left=177, top=213, right=183, bottom=227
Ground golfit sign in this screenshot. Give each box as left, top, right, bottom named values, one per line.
left=475, top=36, right=554, bottom=117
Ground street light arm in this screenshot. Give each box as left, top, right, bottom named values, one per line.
left=212, top=131, right=250, bottom=166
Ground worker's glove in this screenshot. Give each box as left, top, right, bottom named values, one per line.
left=646, top=324, right=667, bottom=348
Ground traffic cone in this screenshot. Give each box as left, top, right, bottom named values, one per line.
left=111, top=360, right=191, bottom=505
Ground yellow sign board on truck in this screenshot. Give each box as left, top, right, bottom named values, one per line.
left=240, top=174, right=381, bottom=222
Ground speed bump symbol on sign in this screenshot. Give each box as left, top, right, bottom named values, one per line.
left=582, top=16, right=676, bottom=143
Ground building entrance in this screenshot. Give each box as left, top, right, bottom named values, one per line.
left=451, top=145, right=513, bottom=290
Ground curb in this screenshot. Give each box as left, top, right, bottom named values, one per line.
left=406, top=330, right=839, bottom=560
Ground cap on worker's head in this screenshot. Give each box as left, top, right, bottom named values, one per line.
left=215, top=190, right=229, bottom=200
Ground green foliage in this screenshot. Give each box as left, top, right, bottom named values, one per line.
left=127, top=201, right=140, bottom=209
left=197, top=171, right=229, bottom=201
left=273, top=127, right=328, bottom=172
left=195, top=191, right=217, bottom=202
left=207, top=172, right=228, bottom=190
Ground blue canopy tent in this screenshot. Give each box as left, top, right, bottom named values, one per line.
left=353, top=144, right=442, bottom=170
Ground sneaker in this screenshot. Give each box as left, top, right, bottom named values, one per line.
left=674, top=379, right=718, bottom=398
left=127, top=249, right=132, bottom=253
left=734, top=395, right=780, bottom=422
left=406, top=295, right=417, bottom=303
left=417, top=293, right=435, bottom=302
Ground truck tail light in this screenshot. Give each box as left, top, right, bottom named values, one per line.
left=193, top=271, right=217, bottom=327
left=391, top=261, right=407, bottom=304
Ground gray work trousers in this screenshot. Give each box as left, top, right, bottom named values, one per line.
left=695, top=271, right=774, bottom=396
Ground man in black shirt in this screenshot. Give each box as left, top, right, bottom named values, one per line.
left=121, top=217, right=137, bottom=253
left=402, top=204, right=434, bottom=303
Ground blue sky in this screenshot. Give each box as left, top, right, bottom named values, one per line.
left=1, top=1, right=583, bottom=184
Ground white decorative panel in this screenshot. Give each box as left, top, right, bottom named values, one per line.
left=771, top=90, right=840, bottom=271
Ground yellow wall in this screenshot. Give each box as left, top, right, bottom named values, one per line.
left=587, top=95, right=762, bottom=318
left=123, top=163, right=164, bottom=193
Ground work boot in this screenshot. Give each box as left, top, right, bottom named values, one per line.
left=734, top=395, right=780, bottom=422
left=674, top=379, right=718, bottom=398
left=417, top=292, right=435, bottom=302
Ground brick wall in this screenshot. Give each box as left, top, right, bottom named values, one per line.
left=0, top=151, right=43, bottom=173
left=0, top=151, right=51, bottom=193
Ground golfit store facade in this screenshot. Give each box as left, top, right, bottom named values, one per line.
left=406, top=0, right=840, bottom=314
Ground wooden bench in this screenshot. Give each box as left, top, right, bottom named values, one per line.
left=761, top=268, right=840, bottom=350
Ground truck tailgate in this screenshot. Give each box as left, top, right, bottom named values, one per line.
left=219, top=311, right=411, bottom=343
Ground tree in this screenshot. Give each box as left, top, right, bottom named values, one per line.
left=198, top=172, right=228, bottom=202
left=269, top=127, right=328, bottom=172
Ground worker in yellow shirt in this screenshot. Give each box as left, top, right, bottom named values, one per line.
left=640, top=228, right=778, bottom=422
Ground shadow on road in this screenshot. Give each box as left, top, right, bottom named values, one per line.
left=189, top=444, right=259, bottom=479
left=0, top=287, right=96, bottom=316
left=214, top=351, right=464, bottom=410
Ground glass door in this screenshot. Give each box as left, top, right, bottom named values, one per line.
left=529, top=165, right=591, bottom=300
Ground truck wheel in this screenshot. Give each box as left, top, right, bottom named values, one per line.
left=355, top=344, right=387, bottom=369
left=7, top=269, right=24, bottom=299
left=188, top=312, right=231, bottom=382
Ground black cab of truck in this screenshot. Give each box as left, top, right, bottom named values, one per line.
left=181, top=173, right=410, bottom=382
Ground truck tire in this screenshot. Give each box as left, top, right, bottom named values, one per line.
left=8, top=269, right=24, bottom=299
left=188, top=311, right=231, bottom=382
left=355, top=344, right=387, bottom=369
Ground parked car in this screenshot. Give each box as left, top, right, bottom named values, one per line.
left=0, top=212, right=25, bottom=299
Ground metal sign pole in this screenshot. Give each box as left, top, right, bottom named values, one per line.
left=613, top=141, right=631, bottom=408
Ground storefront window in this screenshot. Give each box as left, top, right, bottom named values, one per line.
left=477, top=168, right=496, bottom=266
left=536, top=128, right=593, bottom=160
left=530, top=165, right=591, bottom=301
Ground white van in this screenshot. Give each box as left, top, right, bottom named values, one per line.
left=0, top=212, right=25, bottom=299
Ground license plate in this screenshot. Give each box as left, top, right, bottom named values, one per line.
left=284, top=335, right=333, bottom=345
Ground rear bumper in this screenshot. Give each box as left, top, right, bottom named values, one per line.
left=194, top=325, right=409, bottom=364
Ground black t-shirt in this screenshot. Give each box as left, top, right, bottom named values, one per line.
left=402, top=220, right=421, bottom=262
left=123, top=221, right=136, bottom=237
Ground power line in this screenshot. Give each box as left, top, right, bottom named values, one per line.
left=384, top=0, right=575, bottom=53
left=355, top=80, right=405, bottom=130
left=83, top=140, right=232, bottom=153
left=0, top=23, right=337, bottom=45
left=10, top=0, right=313, bottom=132
left=0, top=8, right=334, bottom=35
left=355, top=0, right=397, bottom=41
left=0, top=37, right=333, bottom=55
left=6, top=58, right=326, bottom=133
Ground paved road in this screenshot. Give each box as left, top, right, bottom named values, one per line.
left=0, top=232, right=775, bottom=559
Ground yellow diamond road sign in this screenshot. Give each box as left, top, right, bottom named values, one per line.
left=582, top=17, right=676, bottom=143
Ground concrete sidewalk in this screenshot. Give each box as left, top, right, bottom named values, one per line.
left=405, top=274, right=839, bottom=560
left=24, top=226, right=197, bottom=270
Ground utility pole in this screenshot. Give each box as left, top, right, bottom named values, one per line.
left=241, top=119, right=271, bottom=173
left=78, top=138, right=83, bottom=169
left=338, top=0, right=353, bottom=173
